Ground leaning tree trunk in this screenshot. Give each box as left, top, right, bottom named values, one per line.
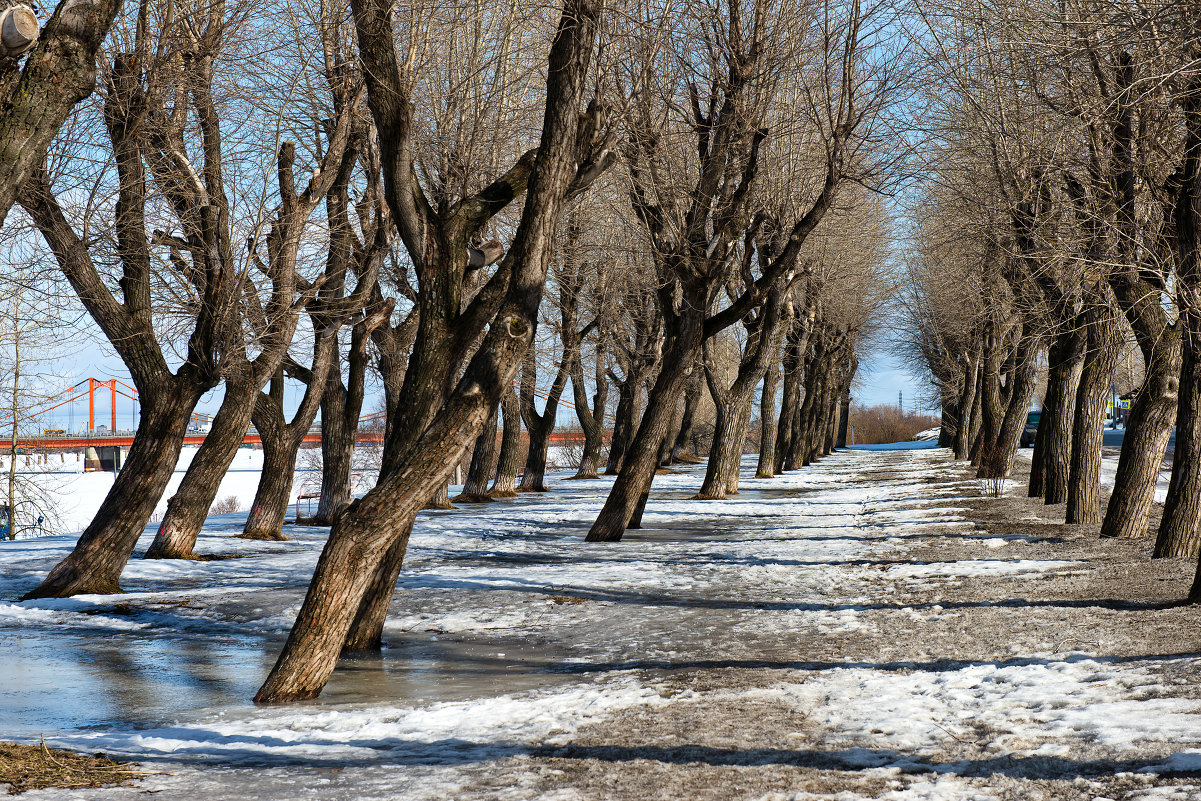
left=253, top=0, right=602, bottom=703
left=22, top=380, right=206, bottom=598
left=587, top=313, right=703, bottom=541
left=568, top=343, right=607, bottom=479
left=671, top=368, right=705, bottom=463
left=241, top=396, right=295, bottom=541
left=313, top=375, right=356, bottom=524
left=756, top=354, right=781, bottom=477
left=1101, top=326, right=1181, bottom=539
left=1041, top=331, right=1086, bottom=504
left=953, top=349, right=980, bottom=460
left=490, top=387, right=522, bottom=497
left=775, top=327, right=805, bottom=472
left=457, top=409, right=499, bottom=501
left=145, top=374, right=257, bottom=559
left=605, top=375, right=640, bottom=474
left=1155, top=322, right=1201, bottom=556
left=1066, top=301, right=1123, bottom=524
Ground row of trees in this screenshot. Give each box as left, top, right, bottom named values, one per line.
left=1, top=0, right=900, bottom=701
left=898, top=0, right=1201, bottom=593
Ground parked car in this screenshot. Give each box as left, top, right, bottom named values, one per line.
left=1020, top=411, right=1040, bottom=447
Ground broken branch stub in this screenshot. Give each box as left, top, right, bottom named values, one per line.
left=0, top=5, right=38, bottom=59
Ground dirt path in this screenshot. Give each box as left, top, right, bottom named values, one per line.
left=447, top=448, right=1201, bottom=801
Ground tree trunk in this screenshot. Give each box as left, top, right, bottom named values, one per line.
left=775, top=324, right=804, bottom=471
left=1066, top=301, right=1123, bottom=524
left=457, top=409, right=499, bottom=501
left=313, top=373, right=356, bottom=524
left=979, top=327, right=1039, bottom=479
left=1100, top=326, right=1181, bottom=539
left=342, top=527, right=410, bottom=651
left=660, top=390, right=686, bottom=466
left=835, top=385, right=851, bottom=450
left=605, top=375, right=640, bottom=474
left=937, top=401, right=956, bottom=449
left=21, top=380, right=205, bottom=598
left=697, top=395, right=752, bottom=499
left=518, top=345, right=570, bottom=492
left=568, top=341, right=607, bottom=479
left=241, top=394, right=296, bottom=541
left=145, top=373, right=257, bottom=559
left=756, top=350, right=781, bottom=477
left=490, top=387, right=522, bottom=497
left=1156, top=104, right=1201, bottom=555
left=520, top=419, right=554, bottom=491
left=672, top=369, right=704, bottom=463
left=1041, top=331, right=1086, bottom=504
left=953, top=349, right=980, bottom=460
left=1028, top=400, right=1050, bottom=497
left=587, top=313, right=702, bottom=541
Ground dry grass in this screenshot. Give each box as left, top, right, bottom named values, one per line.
left=0, top=740, right=146, bottom=795
left=850, top=404, right=940, bottom=445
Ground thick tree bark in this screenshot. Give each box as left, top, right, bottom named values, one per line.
left=145, top=371, right=257, bottom=558
left=660, top=391, right=687, bottom=466
left=22, top=381, right=205, bottom=598
left=835, top=383, right=851, bottom=450
left=605, top=373, right=640, bottom=474
left=242, top=338, right=341, bottom=540
left=490, top=387, right=522, bottom=497
left=587, top=312, right=703, bottom=541
left=1156, top=101, right=1201, bottom=556
left=672, top=369, right=705, bottom=464
left=756, top=346, right=782, bottom=477
left=953, top=347, right=980, bottom=460
left=774, top=320, right=805, bottom=471
left=1066, top=300, right=1123, bottom=524
left=1040, top=330, right=1086, bottom=504
left=241, top=404, right=298, bottom=542
left=1100, top=323, right=1181, bottom=538
left=312, top=372, right=357, bottom=525
left=568, top=341, right=607, bottom=479
left=518, top=346, right=571, bottom=492
left=457, top=410, right=500, bottom=501
left=699, top=285, right=790, bottom=497
left=0, top=0, right=122, bottom=227
left=978, top=325, right=1039, bottom=479
left=1157, top=329, right=1201, bottom=555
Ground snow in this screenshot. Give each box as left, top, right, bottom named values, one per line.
left=2, top=446, right=303, bottom=537
left=2, top=446, right=1200, bottom=798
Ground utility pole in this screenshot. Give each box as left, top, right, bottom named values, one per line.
left=898, top=390, right=903, bottom=411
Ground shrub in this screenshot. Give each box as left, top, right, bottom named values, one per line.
left=849, top=404, right=940, bottom=445
left=210, top=495, right=241, bottom=515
